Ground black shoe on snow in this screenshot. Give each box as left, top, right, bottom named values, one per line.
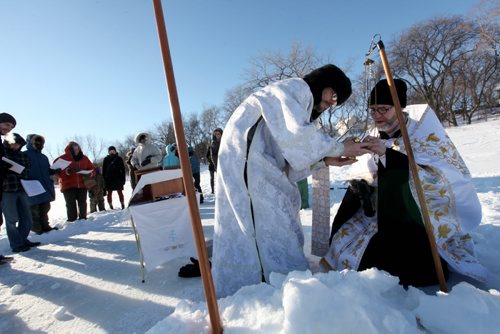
left=12, top=245, right=30, bottom=253
left=25, top=241, right=41, bottom=247
left=0, top=255, right=14, bottom=262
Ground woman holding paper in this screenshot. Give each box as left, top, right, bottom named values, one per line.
left=55, top=141, right=95, bottom=222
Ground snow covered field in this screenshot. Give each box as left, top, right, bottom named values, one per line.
left=0, top=119, right=499, bottom=333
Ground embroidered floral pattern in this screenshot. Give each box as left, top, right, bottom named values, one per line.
left=325, top=105, right=487, bottom=281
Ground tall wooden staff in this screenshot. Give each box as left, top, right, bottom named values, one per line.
left=152, top=0, right=223, bottom=332
left=376, top=40, right=448, bottom=292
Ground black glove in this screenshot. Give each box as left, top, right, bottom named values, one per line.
left=178, top=257, right=211, bottom=278
left=0, top=160, right=12, bottom=169
left=65, top=166, right=80, bottom=175
left=141, top=155, right=152, bottom=167
left=50, top=168, right=62, bottom=175
left=349, top=179, right=376, bottom=217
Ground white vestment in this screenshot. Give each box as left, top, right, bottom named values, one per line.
left=213, top=78, right=343, bottom=297
left=324, top=104, right=488, bottom=282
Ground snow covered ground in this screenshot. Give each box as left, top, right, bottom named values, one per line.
left=1, top=119, right=499, bottom=333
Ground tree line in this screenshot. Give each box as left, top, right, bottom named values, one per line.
left=52, top=10, right=499, bottom=165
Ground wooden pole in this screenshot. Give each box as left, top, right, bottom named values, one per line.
left=151, top=1, right=223, bottom=332
left=376, top=40, right=448, bottom=292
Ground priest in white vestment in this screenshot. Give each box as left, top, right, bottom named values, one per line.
left=212, top=65, right=371, bottom=297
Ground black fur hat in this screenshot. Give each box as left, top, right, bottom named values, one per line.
left=368, top=79, right=407, bottom=108
left=303, top=64, right=352, bottom=107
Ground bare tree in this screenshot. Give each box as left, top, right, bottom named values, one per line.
left=238, top=42, right=362, bottom=134
left=200, top=105, right=224, bottom=135
left=454, top=47, right=498, bottom=123
left=473, top=0, right=500, bottom=53
left=153, top=120, right=176, bottom=146
left=64, top=134, right=106, bottom=163
left=222, top=84, right=253, bottom=121
left=389, top=16, right=481, bottom=124
left=115, top=135, right=136, bottom=158
left=244, top=42, right=321, bottom=88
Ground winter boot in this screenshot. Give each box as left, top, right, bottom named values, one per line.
left=0, top=255, right=14, bottom=262
left=108, top=202, right=113, bottom=210
left=121, top=202, right=125, bottom=210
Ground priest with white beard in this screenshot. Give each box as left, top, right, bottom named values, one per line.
left=322, top=79, right=488, bottom=287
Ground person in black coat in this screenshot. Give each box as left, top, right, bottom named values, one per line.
left=206, top=128, right=223, bottom=194
left=102, top=146, right=126, bottom=209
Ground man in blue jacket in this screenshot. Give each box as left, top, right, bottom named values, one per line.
left=25, top=134, right=59, bottom=234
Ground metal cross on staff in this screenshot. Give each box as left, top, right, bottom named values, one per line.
left=366, top=35, right=448, bottom=292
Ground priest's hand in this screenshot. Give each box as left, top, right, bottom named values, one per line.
left=341, top=138, right=372, bottom=158
left=363, top=136, right=386, bottom=156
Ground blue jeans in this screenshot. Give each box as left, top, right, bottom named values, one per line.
left=2, top=191, right=33, bottom=250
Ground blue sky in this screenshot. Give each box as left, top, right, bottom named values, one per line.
left=0, top=0, right=481, bottom=157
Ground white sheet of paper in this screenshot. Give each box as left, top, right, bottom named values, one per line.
left=77, top=170, right=93, bottom=174
left=51, top=158, right=71, bottom=170
left=2, top=156, right=25, bottom=174
left=20, top=179, right=46, bottom=197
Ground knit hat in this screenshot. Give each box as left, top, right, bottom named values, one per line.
left=108, top=146, right=117, bottom=152
left=368, top=79, right=407, bottom=108
left=0, top=113, right=16, bottom=127
left=303, top=64, right=352, bottom=107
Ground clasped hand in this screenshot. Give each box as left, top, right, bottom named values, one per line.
left=361, top=136, right=386, bottom=156
left=323, top=136, right=386, bottom=166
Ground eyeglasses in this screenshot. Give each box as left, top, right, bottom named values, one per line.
left=369, top=106, right=392, bottom=115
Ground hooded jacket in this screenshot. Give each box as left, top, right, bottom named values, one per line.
left=131, top=133, right=162, bottom=170
left=55, top=142, right=95, bottom=192
left=24, top=134, right=56, bottom=205
left=162, top=143, right=180, bottom=168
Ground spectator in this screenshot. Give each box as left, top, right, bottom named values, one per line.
left=102, top=146, right=126, bottom=209
left=162, top=143, right=180, bottom=169
left=55, top=141, right=95, bottom=222
left=88, top=166, right=106, bottom=213
left=188, top=146, right=203, bottom=204
left=25, top=134, right=59, bottom=234
left=206, top=128, right=223, bottom=194
left=131, top=133, right=162, bottom=171
left=2, top=133, right=41, bottom=253
left=0, top=113, right=16, bottom=264
left=125, top=146, right=137, bottom=190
